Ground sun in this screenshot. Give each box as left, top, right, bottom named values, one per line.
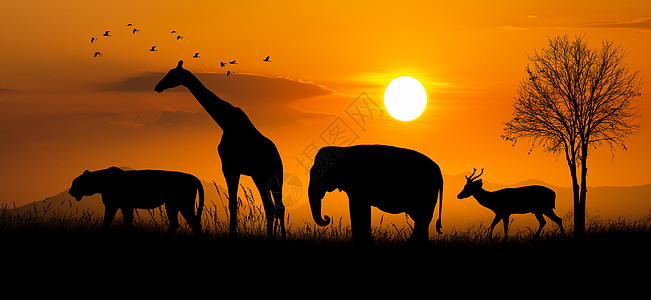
left=384, top=76, right=427, bottom=121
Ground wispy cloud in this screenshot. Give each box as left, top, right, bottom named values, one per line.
left=101, top=72, right=337, bottom=127
left=498, top=26, right=530, bottom=31
left=101, top=72, right=336, bottom=104
left=583, top=17, right=651, bottom=32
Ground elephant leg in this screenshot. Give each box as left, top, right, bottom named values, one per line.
left=102, top=205, right=118, bottom=230
left=224, top=171, right=240, bottom=238
left=349, top=197, right=371, bottom=244
left=410, top=211, right=432, bottom=242
left=121, top=207, right=135, bottom=230
left=253, top=176, right=275, bottom=238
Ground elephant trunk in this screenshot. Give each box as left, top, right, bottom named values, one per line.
left=308, top=185, right=331, bottom=226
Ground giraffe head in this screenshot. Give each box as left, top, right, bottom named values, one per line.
left=154, top=60, right=189, bottom=93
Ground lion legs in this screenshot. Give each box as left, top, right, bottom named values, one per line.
left=166, top=206, right=180, bottom=234
left=179, top=206, right=203, bottom=235
left=102, top=205, right=119, bottom=230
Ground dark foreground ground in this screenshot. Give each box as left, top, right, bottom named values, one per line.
left=1, top=226, right=648, bottom=295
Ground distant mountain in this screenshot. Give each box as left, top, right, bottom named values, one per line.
left=11, top=178, right=228, bottom=223
left=450, top=173, right=650, bottom=220
left=11, top=173, right=650, bottom=230
left=421, top=173, right=650, bottom=225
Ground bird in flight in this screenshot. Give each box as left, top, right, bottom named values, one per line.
left=171, top=30, right=177, bottom=33
left=132, top=28, right=140, bottom=34
left=176, top=35, right=183, bottom=40
left=127, top=23, right=133, bottom=27
left=229, top=60, right=237, bottom=64
left=103, top=31, right=111, bottom=37
left=150, top=46, right=157, bottom=51
left=220, top=62, right=226, bottom=67
left=90, top=37, right=96, bottom=43
left=93, top=52, right=102, bottom=57
left=263, top=56, right=271, bottom=62
left=193, top=53, right=200, bottom=58
left=227, top=71, right=233, bottom=76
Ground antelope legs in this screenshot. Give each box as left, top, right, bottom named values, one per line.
left=488, top=214, right=501, bottom=241
left=488, top=214, right=510, bottom=241
left=534, top=212, right=546, bottom=238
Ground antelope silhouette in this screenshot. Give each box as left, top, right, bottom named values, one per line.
left=457, top=168, right=565, bottom=240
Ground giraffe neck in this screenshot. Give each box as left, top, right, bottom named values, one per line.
left=181, top=71, right=235, bottom=130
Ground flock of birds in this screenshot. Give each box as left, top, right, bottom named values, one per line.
left=90, top=24, right=271, bottom=77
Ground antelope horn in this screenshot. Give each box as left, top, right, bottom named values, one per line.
left=470, top=168, right=484, bottom=181
left=465, top=168, right=477, bottom=180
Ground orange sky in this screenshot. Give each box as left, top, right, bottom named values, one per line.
left=1, top=1, right=650, bottom=228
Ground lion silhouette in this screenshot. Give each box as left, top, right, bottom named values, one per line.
left=69, top=166, right=204, bottom=234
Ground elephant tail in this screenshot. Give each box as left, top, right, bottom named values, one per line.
left=196, top=179, right=205, bottom=220
left=435, top=181, right=443, bottom=234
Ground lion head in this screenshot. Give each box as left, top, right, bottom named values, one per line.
left=69, top=170, right=98, bottom=201
left=69, top=167, right=122, bottom=201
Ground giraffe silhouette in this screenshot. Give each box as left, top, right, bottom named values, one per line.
left=154, top=60, right=285, bottom=238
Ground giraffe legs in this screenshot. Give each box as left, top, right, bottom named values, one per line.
left=224, top=172, right=240, bottom=238
left=253, top=173, right=285, bottom=239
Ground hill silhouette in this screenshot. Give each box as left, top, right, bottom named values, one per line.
left=12, top=171, right=650, bottom=232
left=12, top=169, right=228, bottom=228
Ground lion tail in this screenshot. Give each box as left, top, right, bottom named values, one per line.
left=196, top=179, right=205, bottom=220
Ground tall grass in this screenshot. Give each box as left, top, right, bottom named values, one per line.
left=1, top=188, right=649, bottom=248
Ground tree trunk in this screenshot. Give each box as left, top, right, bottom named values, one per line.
left=574, top=198, right=586, bottom=239
left=568, top=160, right=583, bottom=239
left=576, top=145, right=589, bottom=239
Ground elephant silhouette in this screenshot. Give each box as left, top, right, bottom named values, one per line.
left=308, top=145, right=443, bottom=243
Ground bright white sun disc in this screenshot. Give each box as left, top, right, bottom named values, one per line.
left=384, top=76, right=427, bottom=121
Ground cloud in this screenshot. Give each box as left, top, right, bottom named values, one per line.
left=101, top=72, right=337, bottom=127
left=498, top=26, right=530, bottom=31
left=584, top=17, right=651, bottom=31
left=150, top=108, right=212, bottom=130
left=102, top=72, right=336, bottom=105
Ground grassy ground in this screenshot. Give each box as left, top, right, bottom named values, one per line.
left=1, top=190, right=649, bottom=293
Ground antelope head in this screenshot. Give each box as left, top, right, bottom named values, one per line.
left=457, top=168, right=484, bottom=199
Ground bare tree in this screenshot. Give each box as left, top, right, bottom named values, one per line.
left=502, top=35, right=642, bottom=238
